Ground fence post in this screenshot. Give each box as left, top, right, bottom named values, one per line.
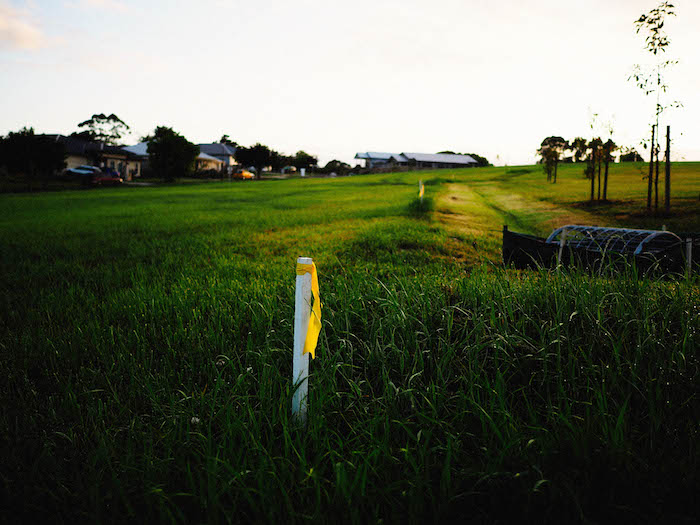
left=687, top=238, right=693, bottom=278
left=558, top=228, right=568, bottom=267
left=647, top=125, right=655, bottom=210
left=292, top=256, right=312, bottom=422
left=665, top=125, right=671, bottom=213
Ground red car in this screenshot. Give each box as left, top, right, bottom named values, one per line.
left=92, top=170, right=123, bottom=186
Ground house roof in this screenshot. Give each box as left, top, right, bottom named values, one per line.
left=197, top=151, right=223, bottom=163
left=41, top=134, right=141, bottom=159
left=124, top=143, right=224, bottom=164
left=401, top=152, right=477, bottom=165
left=354, top=152, right=398, bottom=160
left=41, top=134, right=86, bottom=156
left=355, top=151, right=477, bottom=165
left=123, top=142, right=149, bottom=157
left=198, top=143, right=236, bottom=157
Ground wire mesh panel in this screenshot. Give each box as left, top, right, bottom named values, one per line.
left=545, top=225, right=681, bottom=255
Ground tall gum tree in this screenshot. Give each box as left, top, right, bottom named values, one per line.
left=76, top=113, right=131, bottom=146
left=537, top=136, right=567, bottom=183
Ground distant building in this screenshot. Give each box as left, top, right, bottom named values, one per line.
left=44, top=134, right=143, bottom=180
left=124, top=142, right=228, bottom=175
left=355, top=151, right=477, bottom=170
left=354, top=152, right=396, bottom=169
left=195, top=151, right=224, bottom=172
left=122, top=142, right=149, bottom=158
left=123, top=142, right=150, bottom=177
left=198, top=143, right=237, bottom=173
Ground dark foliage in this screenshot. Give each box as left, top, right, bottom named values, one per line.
left=464, top=153, right=491, bottom=167
left=235, top=145, right=319, bottom=178
left=235, top=143, right=273, bottom=179
left=321, top=159, right=351, bottom=175
left=219, top=134, right=238, bottom=148
left=537, top=136, right=568, bottom=183
left=76, top=113, right=130, bottom=145
left=147, top=126, right=199, bottom=181
left=620, top=149, right=644, bottom=162
left=0, top=127, right=66, bottom=182
left=570, top=137, right=588, bottom=162
left=293, top=150, right=318, bottom=170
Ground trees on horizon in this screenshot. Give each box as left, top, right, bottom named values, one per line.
left=321, top=159, right=351, bottom=175
left=619, top=148, right=643, bottom=162
left=537, top=137, right=568, bottom=183
left=234, top=145, right=318, bottom=178
left=147, top=126, right=199, bottom=182
left=219, top=135, right=237, bottom=148
left=73, top=113, right=131, bottom=146
left=537, top=135, right=624, bottom=202
left=0, top=127, right=66, bottom=190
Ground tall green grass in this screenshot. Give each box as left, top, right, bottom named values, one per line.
left=0, top=172, right=698, bottom=523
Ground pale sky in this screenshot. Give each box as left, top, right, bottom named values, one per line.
left=1, top=0, right=699, bottom=166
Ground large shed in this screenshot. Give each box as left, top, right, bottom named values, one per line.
left=391, top=152, right=477, bottom=169
left=354, top=151, right=478, bottom=170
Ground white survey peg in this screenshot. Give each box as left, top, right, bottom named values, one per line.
left=686, top=238, right=693, bottom=278
left=557, top=228, right=567, bottom=267
left=292, top=257, right=312, bottom=422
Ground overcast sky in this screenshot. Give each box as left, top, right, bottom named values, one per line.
left=1, top=0, right=699, bottom=166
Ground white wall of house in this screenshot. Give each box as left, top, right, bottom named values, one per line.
left=65, top=154, right=90, bottom=170
left=125, top=160, right=141, bottom=180
left=196, top=158, right=224, bottom=172
left=215, top=155, right=236, bottom=173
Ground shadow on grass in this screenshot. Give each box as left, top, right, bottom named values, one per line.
left=407, top=197, right=434, bottom=218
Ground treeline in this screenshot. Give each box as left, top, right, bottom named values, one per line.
left=226, top=139, right=317, bottom=178
left=226, top=138, right=356, bottom=176
left=136, top=129, right=324, bottom=180
left=0, top=128, right=67, bottom=190
left=537, top=136, right=646, bottom=202
left=0, top=113, right=335, bottom=184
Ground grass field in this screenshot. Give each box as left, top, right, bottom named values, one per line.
left=1, top=163, right=698, bottom=523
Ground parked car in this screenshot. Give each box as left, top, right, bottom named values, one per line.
left=92, top=172, right=123, bottom=186
left=232, top=168, right=254, bottom=180
left=64, top=165, right=101, bottom=177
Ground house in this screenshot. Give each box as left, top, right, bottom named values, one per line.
left=195, top=151, right=224, bottom=172
left=197, top=143, right=237, bottom=173
left=124, top=142, right=226, bottom=175
left=355, top=151, right=478, bottom=170
left=44, top=135, right=143, bottom=180
left=354, top=152, right=396, bottom=169
left=122, top=142, right=148, bottom=159
left=122, top=142, right=150, bottom=176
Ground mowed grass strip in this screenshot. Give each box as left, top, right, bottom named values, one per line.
left=0, top=167, right=698, bottom=523
left=438, top=161, right=700, bottom=241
